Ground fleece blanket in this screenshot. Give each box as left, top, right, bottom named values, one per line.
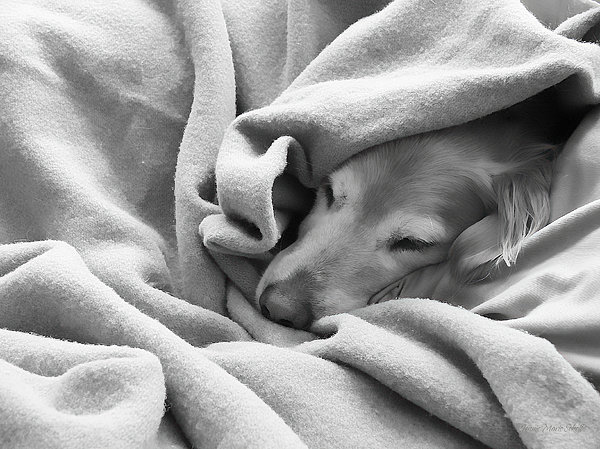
left=2, top=0, right=600, bottom=448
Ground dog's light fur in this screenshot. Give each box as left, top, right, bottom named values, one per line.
left=257, top=95, right=566, bottom=330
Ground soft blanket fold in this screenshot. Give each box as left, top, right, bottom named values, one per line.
left=1, top=0, right=600, bottom=448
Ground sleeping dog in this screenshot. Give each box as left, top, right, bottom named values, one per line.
left=256, top=92, right=572, bottom=330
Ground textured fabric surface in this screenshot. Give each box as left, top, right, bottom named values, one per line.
left=1, top=0, right=600, bottom=448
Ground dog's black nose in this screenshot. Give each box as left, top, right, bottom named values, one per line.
left=259, top=284, right=311, bottom=330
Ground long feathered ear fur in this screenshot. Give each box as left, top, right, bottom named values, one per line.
left=449, top=143, right=557, bottom=283
left=495, top=143, right=555, bottom=265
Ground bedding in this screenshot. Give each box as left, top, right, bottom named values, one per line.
left=1, top=0, right=600, bottom=448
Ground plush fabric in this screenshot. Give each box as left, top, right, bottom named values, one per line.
left=1, top=0, right=600, bottom=448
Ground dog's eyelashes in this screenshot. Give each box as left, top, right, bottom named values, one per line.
left=323, top=182, right=335, bottom=208
left=388, top=237, right=434, bottom=252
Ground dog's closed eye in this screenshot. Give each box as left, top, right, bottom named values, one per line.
left=387, top=236, right=434, bottom=252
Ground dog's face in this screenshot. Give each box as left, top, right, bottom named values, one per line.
left=257, top=133, right=499, bottom=328
left=257, top=111, right=557, bottom=330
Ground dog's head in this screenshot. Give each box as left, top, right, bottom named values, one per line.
left=256, top=108, right=559, bottom=330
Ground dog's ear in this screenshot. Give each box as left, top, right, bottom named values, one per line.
left=493, top=147, right=554, bottom=265
left=449, top=145, right=555, bottom=283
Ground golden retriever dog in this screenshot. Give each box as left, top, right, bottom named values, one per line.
left=256, top=91, right=574, bottom=330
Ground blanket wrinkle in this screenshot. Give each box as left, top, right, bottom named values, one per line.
left=302, top=299, right=600, bottom=449
left=0, top=329, right=166, bottom=449
left=220, top=0, right=393, bottom=113
left=2, top=0, right=600, bottom=448
left=204, top=340, right=489, bottom=449
left=299, top=309, right=523, bottom=449
left=173, top=0, right=236, bottom=315
left=0, top=240, right=304, bottom=448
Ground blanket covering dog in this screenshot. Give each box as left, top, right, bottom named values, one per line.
left=2, top=0, right=600, bottom=447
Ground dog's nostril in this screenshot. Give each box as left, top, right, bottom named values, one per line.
left=259, top=287, right=273, bottom=320
left=260, top=303, right=271, bottom=320
left=277, top=319, right=294, bottom=328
